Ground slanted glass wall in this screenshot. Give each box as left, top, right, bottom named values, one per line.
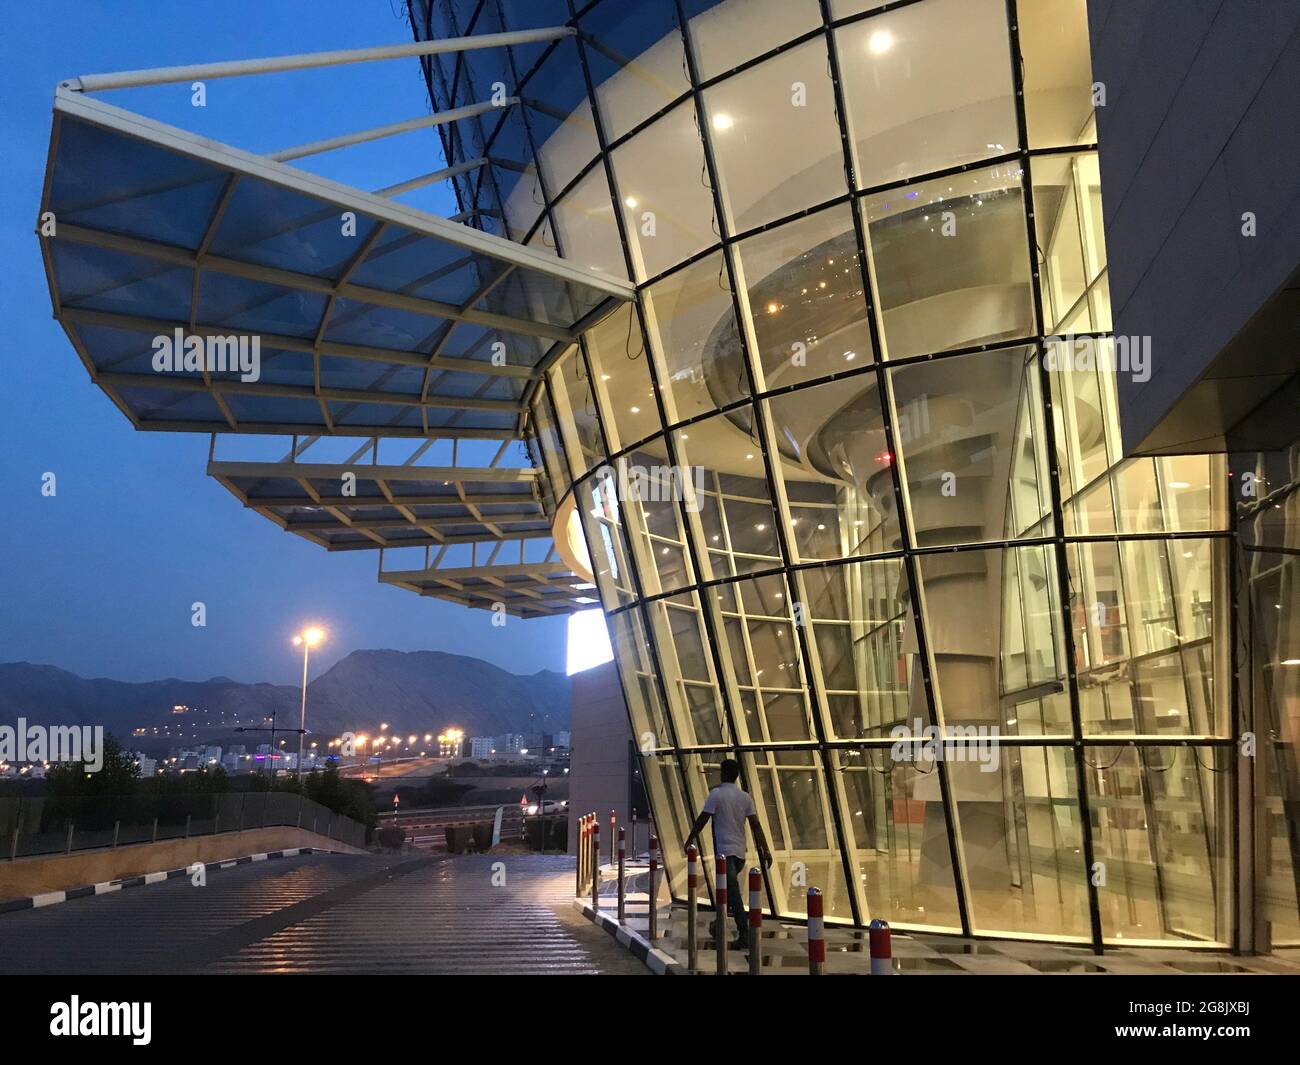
left=416, top=0, right=1252, bottom=947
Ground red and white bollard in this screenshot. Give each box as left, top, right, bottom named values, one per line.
left=576, top=816, right=587, bottom=894
left=647, top=834, right=659, bottom=941
left=715, top=855, right=729, bottom=975
left=807, top=887, right=825, bottom=975
left=617, top=826, right=627, bottom=922
left=685, top=845, right=699, bottom=972
left=590, top=820, right=600, bottom=911
left=869, top=918, right=893, bottom=975
left=609, top=809, right=616, bottom=868
left=747, top=867, right=762, bottom=975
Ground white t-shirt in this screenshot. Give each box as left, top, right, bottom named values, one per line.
left=702, top=782, right=756, bottom=857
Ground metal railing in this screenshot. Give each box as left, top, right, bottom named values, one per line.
left=0, top=792, right=367, bottom=859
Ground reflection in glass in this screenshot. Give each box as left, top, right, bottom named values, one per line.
left=1087, top=745, right=1232, bottom=945
left=704, top=39, right=847, bottom=233
left=735, top=205, right=874, bottom=392
left=837, top=0, right=1017, bottom=188
left=643, top=251, right=748, bottom=425
left=862, top=164, right=1035, bottom=360
left=766, top=374, right=899, bottom=562
left=889, top=345, right=1051, bottom=547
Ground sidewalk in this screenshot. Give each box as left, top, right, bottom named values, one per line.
left=575, top=865, right=1300, bottom=975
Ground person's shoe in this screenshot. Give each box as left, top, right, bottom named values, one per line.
left=729, top=936, right=750, bottom=950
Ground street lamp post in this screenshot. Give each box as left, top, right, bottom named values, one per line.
left=292, top=627, right=325, bottom=784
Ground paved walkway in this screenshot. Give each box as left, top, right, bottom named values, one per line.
left=0, top=852, right=645, bottom=975
left=585, top=867, right=1300, bottom=975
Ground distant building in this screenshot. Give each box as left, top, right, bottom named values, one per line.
left=132, top=752, right=157, bottom=776
left=469, top=737, right=494, bottom=759
left=493, top=733, right=524, bottom=755
left=554, top=732, right=571, bottom=749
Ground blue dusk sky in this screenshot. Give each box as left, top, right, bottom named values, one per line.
left=0, top=1, right=570, bottom=685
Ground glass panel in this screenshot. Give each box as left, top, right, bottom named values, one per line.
left=765, top=374, right=900, bottom=562
left=584, top=303, right=661, bottom=450
left=735, top=204, right=875, bottom=392
left=862, top=163, right=1035, bottom=360
left=916, top=546, right=1067, bottom=736
left=703, top=38, right=848, bottom=232
left=673, top=408, right=784, bottom=578
left=710, top=572, right=815, bottom=743
left=962, top=745, right=1091, bottom=938
left=531, top=385, right=571, bottom=499
left=642, top=251, right=749, bottom=425
left=889, top=345, right=1051, bottom=548
left=582, top=0, right=690, bottom=142
left=800, top=560, right=916, bottom=739
left=549, top=347, right=606, bottom=480
left=576, top=467, right=639, bottom=610
left=620, top=445, right=695, bottom=595
left=748, top=749, right=853, bottom=920
left=837, top=0, right=1018, bottom=188
left=1074, top=538, right=1229, bottom=738
left=647, top=592, right=728, bottom=747
left=611, top=608, right=673, bottom=750
left=1086, top=745, right=1233, bottom=945
left=1159, top=454, right=1227, bottom=532
left=1249, top=547, right=1300, bottom=945
left=684, top=0, right=823, bottom=81
left=551, top=165, right=628, bottom=280
left=836, top=746, right=962, bottom=930
left=1034, top=152, right=1109, bottom=333
left=640, top=754, right=694, bottom=897
left=1019, top=0, right=1096, bottom=148
left=612, top=101, right=718, bottom=281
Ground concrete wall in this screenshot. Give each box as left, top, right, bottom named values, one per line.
left=1089, top=0, right=1300, bottom=453
left=0, top=826, right=363, bottom=900
left=566, top=660, right=635, bottom=856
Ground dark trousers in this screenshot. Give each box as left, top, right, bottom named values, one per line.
left=723, top=855, right=748, bottom=944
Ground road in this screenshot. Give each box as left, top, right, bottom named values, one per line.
left=381, top=803, right=527, bottom=847
left=0, top=853, right=645, bottom=975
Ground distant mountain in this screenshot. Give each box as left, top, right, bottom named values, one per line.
left=0, top=651, right=571, bottom=753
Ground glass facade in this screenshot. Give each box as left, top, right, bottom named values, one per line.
left=410, top=0, right=1285, bottom=948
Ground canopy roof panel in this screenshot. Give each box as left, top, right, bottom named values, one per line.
left=41, top=89, right=632, bottom=438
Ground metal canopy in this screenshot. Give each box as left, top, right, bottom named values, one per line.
left=204, top=434, right=590, bottom=616
left=39, top=27, right=620, bottom=618
left=40, top=89, right=633, bottom=439
left=209, top=457, right=549, bottom=551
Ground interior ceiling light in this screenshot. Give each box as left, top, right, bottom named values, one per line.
left=712, top=112, right=734, bottom=131
left=868, top=29, right=895, bottom=55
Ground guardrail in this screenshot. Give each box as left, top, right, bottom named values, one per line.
left=0, top=792, right=368, bottom=858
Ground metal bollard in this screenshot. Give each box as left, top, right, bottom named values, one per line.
left=617, top=826, right=627, bottom=922
left=869, top=918, right=893, bottom=975
left=807, top=887, right=825, bottom=975
left=748, top=867, right=762, bottom=975
left=576, top=816, right=585, bottom=895
left=151, top=817, right=158, bottom=844
left=648, top=834, right=659, bottom=941
left=66, top=822, right=74, bottom=854
left=715, top=855, right=729, bottom=975
left=686, top=845, right=699, bottom=972
left=112, top=820, right=120, bottom=850
left=590, top=820, right=600, bottom=911
left=609, top=809, right=616, bottom=868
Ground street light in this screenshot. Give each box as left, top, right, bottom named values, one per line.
left=291, top=626, right=325, bottom=783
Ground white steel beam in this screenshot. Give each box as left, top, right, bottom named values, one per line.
left=63, top=28, right=577, bottom=92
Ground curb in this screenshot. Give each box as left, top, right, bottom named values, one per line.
left=573, top=897, right=686, bottom=975
left=0, top=846, right=339, bottom=915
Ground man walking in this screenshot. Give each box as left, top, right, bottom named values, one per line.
left=684, top=758, right=772, bottom=949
